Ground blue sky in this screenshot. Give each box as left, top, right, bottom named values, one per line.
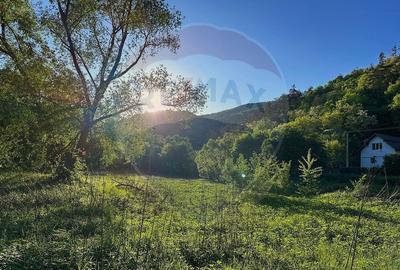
left=159, top=0, right=400, bottom=113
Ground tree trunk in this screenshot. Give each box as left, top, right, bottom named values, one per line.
left=76, top=108, right=95, bottom=152
left=55, top=108, right=95, bottom=181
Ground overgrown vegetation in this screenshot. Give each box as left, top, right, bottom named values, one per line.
left=384, top=153, right=400, bottom=175
left=1, top=173, right=399, bottom=269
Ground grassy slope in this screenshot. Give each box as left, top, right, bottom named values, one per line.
left=0, top=173, right=399, bottom=269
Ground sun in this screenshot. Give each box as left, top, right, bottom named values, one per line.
left=145, top=91, right=165, bottom=112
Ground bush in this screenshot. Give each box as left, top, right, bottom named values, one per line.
left=0, top=92, right=78, bottom=172
left=159, top=135, right=198, bottom=178
left=232, top=133, right=265, bottom=159
left=221, top=155, right=251, bottom=188
left=195, top=138, right=229, bottom=181
left=269, top=128, right=326, bottom=173
left=384, top=153, right=400, bottom=175
left=137, top=135, right=198, bottom=178
left=195, top=134, right=237, bottom=182
left=248, top=154, right=291, bottom=194
left=53, top=151, right=86, bottom=182
left=218, top=153, right=291, bottom=194
left=349, top=174, right=369, bottom=199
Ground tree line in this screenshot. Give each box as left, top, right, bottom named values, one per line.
left=1, top=0, right=400, bottom=186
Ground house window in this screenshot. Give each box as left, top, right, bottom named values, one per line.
left=370, top=156, right=376, bottom=164
left=372, top=143, right=382, bottom=150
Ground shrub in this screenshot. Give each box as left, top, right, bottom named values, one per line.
left=232, top=133, right=265, bottom=159
left=383, top=153, right=400, bottom=175
left=195, top=138, right=229, bottom=181
left=221, top=155, right=251, bottom=188
left=53, top=151, right=86, bottom=182
left=137, top=135, right=198, bottom=178
left=248, top=154, right=291, bottom=194
left=159, top=135, right=198, bottom=178
left=349, top=174, right=369, bottom=199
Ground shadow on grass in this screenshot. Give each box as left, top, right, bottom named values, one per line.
left=0, top=198, right=107, bottom=241
left=0, top=173, right=108, bottom=242
left=252, top=193, right=399, bottom=225
left=0, top=172, right=59, bottom=196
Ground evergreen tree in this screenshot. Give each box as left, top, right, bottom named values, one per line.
left=297, top=149, right=322, bottom=196
left=379, top=52, right=386, bottom=64
left=391, top=45, right=398, bottom=57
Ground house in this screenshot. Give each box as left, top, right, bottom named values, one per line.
left=360, top=133, right=400, bottom=168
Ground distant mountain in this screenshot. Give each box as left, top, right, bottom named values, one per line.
left=147, top=97, right=290, bottom=149
left=151, top=117, right=245, bottom=149
left=202, top=97, right=289, bottom=124
left=144, top=96, right=291, bottom=149
left=136, top=110, right=195, bottom=128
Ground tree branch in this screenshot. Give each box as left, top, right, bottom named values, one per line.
left=90, top=21, right=105, bottom=59
left=104, top=0, right=135, bottom=83
left=75, top=49, right=97, bottom=89
left=105, top=29, right=128, bottom=83
left=0, top=26, right=26, bottom=77
left=99, top=24, right=118, bottom=83
left=113, top=34, right=149, bottom=80
left=56, top=0, right=91, bottom=106
left=93, top=102, right=143, bottom=123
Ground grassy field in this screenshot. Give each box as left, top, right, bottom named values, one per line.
left=0, top=173, right=400, bottom=269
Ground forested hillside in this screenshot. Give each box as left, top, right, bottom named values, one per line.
left=152, top=117, right=245, bottom=149
left=195, top=54, right=400, bottom=180
left=202, top=96, right=289, bottom=124
left=142, top=54, right=400, bottom=179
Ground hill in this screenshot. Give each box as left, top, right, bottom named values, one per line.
left=151, top=117, right=245, bottom=149
left=202, top=96, right=289, bottom=124
left=135, top=110, right=195, bottom=128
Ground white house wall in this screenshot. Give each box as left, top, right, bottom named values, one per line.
left=360, top=136, right=396, bottom=168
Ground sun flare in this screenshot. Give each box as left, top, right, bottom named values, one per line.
left=146, top=91, right=165, bottom=112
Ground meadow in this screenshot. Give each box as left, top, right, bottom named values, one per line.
left=1, top=173, right=399, bottom=270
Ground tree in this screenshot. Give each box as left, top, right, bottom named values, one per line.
left=0, top=2, right=82, bottom=173
left=322, top=101, right=377, bottom=133
left=288, top=84, right=302, bottom=109
left=1, top=1, right=207, bottom=178
left=297, top=149, right=322, bottom=196
left=392, top=94, right=400, bottom=110
left=271, top=126, right=326, bottom=172
left=379, top=52, right=386, bottom=64
left=0, top=0, right=76, bottom=104
left=385, top=80, right=400, bottom=110
left=158, top=135, right=198, bottom=178
left=0, top=0, right=44, bottom=76
left=134, top=134, right=198, bottom=177
left=391, top=45, right=398, bottom=57
left=41, top=0, right=206, bottom=152
left=195, top=137, right=233, bottom=181
left=232, top=132, right=265, bottom=159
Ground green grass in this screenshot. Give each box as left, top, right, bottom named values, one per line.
left=0, top=172, right=400, bottom=269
